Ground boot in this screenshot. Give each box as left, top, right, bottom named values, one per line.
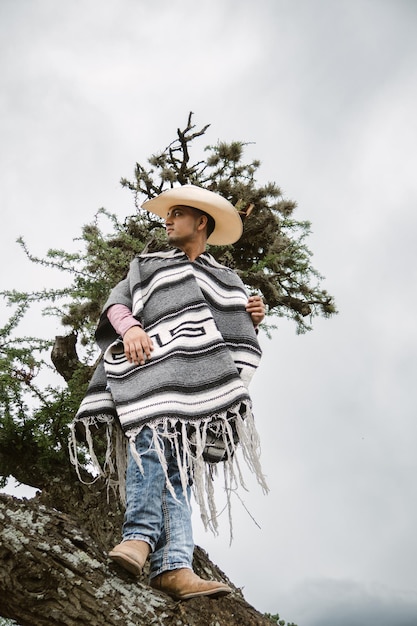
left=109, top=539, right=150, bottom=576
left=150, top=567, right=232, bottom=600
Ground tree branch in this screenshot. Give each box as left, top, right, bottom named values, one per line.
left=50, top=333, right=81, bottom=381
left=0, top=494, right=272, bottom=626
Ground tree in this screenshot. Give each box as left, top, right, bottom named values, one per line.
left=0, top=113, right=334, bottom=624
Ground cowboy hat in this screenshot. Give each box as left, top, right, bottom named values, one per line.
left=141, top=184, right=243, bottom=245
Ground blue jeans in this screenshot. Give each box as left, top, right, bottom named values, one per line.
left=122, top=425, right=194, bottom=579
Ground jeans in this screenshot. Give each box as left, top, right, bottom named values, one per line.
left=122, top=425, right=194, bottom=579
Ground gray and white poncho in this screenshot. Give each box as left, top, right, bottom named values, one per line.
left=70, top=249, right=268, bottom=532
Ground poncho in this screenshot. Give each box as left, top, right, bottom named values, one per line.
left=70, top=249, right=268, bottom=533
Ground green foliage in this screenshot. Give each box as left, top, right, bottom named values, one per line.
left=0, top=112, right=336, bottom=492
left=0, top=334, right=74, bottom=488
left=264, top=612, right=298, bottom=626
left=0, top=292, right=89, bottom=488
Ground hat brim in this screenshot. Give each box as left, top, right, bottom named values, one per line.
left=141, top=185, right=243, bottom=245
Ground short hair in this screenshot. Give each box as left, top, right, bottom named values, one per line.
left=192, top=208, right=215, bottom=239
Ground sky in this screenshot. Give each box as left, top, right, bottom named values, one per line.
left=1, top=0, right=417, bottom=624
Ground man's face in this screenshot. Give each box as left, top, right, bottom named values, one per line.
left=165, top=205, right=202, bottom=246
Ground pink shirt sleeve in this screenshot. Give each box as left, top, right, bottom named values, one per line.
left=107, top=304, right=142, bottom=337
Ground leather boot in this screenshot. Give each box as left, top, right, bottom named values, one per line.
left=109, top=540, right=150, bottom=576
left=150, top=567, right=232, bottom=600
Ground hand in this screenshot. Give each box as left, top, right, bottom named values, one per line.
left=246, top=295, right=265, bottom=327
left=123, top=326, right=154, bottom=366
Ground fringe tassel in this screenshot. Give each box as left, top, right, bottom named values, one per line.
left=68, top=415, right=128, bottom=498
left=69, top=404, right=268, bottom=539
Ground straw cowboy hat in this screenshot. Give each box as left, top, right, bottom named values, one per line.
left=142, top=184, right=243, bottom=245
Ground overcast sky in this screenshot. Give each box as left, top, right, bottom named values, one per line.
left=1, top=1, right=417, bottom=625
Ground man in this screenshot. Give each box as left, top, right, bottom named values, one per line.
left=72, top=185, right=266, bottom=600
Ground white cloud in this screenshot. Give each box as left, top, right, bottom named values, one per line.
left=282, top=578, right=417, bottom=626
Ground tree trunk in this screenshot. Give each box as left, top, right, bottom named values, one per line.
left=50, top=334, right=81, bottom=382
left=0, top=493, right=271, bottom=626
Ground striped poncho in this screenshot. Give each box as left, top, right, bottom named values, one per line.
left=70, top=249, right=268, bottom=532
